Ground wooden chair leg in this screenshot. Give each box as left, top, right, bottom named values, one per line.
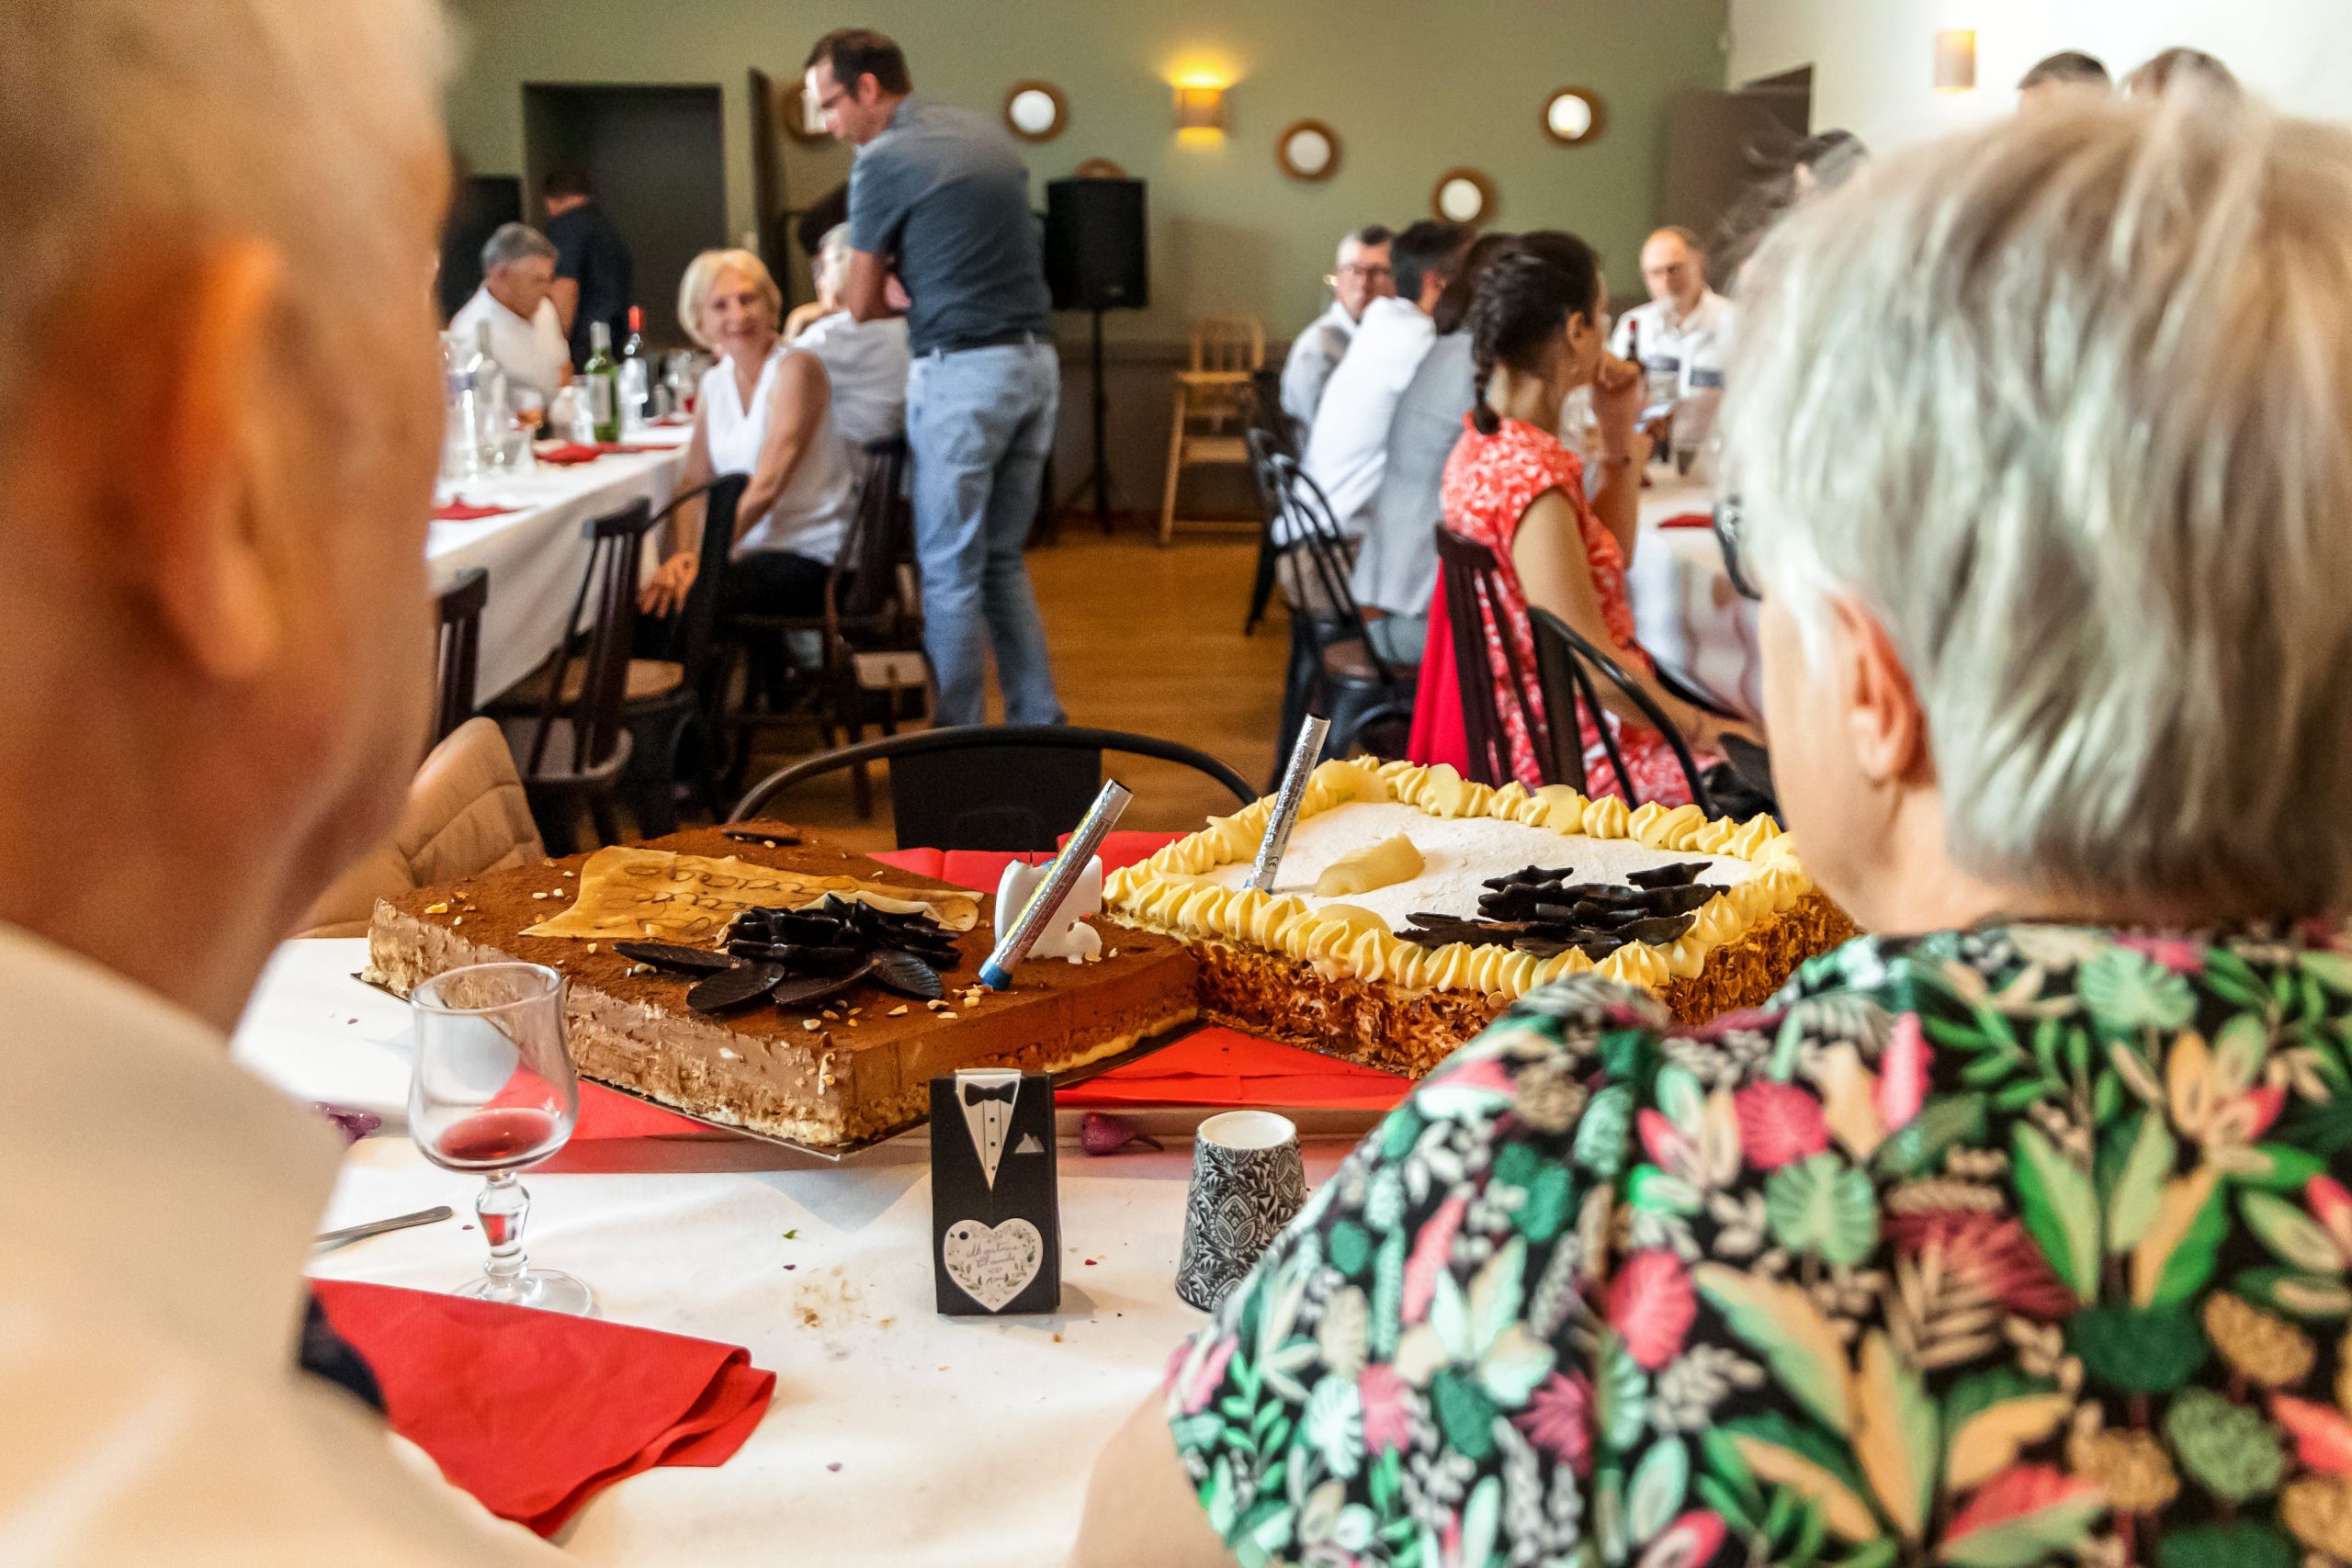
left=1159, top=383, right=1189, bottom=547
left=589, top=789, right=624, bottom=850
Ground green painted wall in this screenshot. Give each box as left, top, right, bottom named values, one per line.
left=444, top=0, right=1728, bottom=343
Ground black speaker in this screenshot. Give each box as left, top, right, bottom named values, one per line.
left=1045, top=177, right=1148, bottom=312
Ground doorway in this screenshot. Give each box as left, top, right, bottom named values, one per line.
left=523, top=84, right=728, bottom=353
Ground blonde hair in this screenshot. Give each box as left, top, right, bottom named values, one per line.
left=1724, top=97, right=2352, bottom=917
left=0, top=0, right=449, bottom=423
left=677, top=248, right=783, bottom=348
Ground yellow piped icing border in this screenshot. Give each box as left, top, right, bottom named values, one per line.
left=1104, top=759, right=1813, bottom=1001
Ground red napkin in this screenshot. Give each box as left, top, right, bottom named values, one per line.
left=534, top=443, right=604, bottom=466
left=1057, top=1025, right=1409, bottom=1111
left=573, top=1084, right=707, bottom=1139
left=312, top=1280, right=775, bottom=1536
left=1656, top=512, right=1714, bottom=530
left=432, top=500, right=519, bottom=522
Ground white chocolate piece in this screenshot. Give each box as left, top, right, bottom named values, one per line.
left=1312, top=834, right=1425, bottom=898
left=995, top=856, right=1104, bottom=964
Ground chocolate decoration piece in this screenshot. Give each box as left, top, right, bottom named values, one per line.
left=687, top=961, right=787, bottom=1013
left=870, top=950, right=947, bottom=1001
left=770, top=968, right=870, bottom=1010
left=613, top=941, right=742, bottom=976
left=1629, top=862, right=1708, bottom=888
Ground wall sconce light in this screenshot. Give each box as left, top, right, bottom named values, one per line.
left=1935, top=29, right=1978, bottom=93
left=1173, top=84, right=1228, bottom=132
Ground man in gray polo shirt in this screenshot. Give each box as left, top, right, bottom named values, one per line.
left=805, top=28, right=1064, bottom=728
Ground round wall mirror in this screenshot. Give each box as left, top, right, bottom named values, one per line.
left=1432, top=168, right=1496, bottom=224
left=1003, top=81, right=1067, bottom=142
left=1543, top=87, right=1605, bottom=145
left=1276, top=119, right=1340, bottom=181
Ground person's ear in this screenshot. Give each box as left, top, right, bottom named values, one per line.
left=112, top=239, right=290, bottom=682
left=1826, top=593, right=1931, bottom=787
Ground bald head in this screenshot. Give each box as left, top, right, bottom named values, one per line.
left=0, top=0, right=455, bottom=1023
left=1640, top=227, right=1706, bottom=314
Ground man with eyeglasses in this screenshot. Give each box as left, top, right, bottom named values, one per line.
left=1277, top=225, right=1394, bottom=436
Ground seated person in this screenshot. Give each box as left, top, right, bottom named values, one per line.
left=639, top=248, right=855, bottom=625
left=1077, top=96, right=2352, bottom=1567
left=2125, top=46, right=2239, bottom=100
left=1609, top=225, right=1733, bottom=456
left=1301, top=220, right=1472, bottom=542
left=1351, top=231, right=1518, bottom=666
left=0, top=0, right=560, bottom=1557
left=789, top=222, right=911, bottom=448
left=2018, top=49, right=2111, bottom=112
left=1279, top=225, right=1394, bottom=436
left=1410, top=232, right=1749, bottom=798
left=447, top=221, right=572, bottom=400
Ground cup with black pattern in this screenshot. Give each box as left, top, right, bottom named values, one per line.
left=1175, top=1111, right=1308, bottom=1311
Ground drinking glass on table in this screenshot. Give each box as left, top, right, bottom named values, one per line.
left=408, top=963, right=594, bottom=1315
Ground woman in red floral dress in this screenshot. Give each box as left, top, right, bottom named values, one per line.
left=1411, top=232, right=1754, bottom=797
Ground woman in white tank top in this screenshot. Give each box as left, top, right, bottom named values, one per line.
left=640, top=249, right=856, bottom=625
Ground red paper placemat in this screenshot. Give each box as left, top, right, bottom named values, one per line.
left=431, top=500, right=519, bottom=522
left=1056, top=1025, right=1408, bottom=1111
left=1656, top=512, right=1714, bottom=530
left=312, top=1280, right=773, bottom=1536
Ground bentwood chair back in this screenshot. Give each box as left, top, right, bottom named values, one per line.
left=1261, top=450, right=1416, bottom=771
left=500, top=499, right=649, bottom=852
left=729, top=725, right=1256, bottom=853
left=432, top=567, right=489, bottom=743
left=1527, top=604, right=1716, bottom=813
left=1432, top=528, right=1545, bottom=788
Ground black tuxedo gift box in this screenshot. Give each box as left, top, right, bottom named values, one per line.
left=931, top=1069, right=1061, bottom=1315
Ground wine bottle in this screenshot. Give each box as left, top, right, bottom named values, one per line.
left=616, top=305, right=649, bottom=433
left=583, top=319, right=620, bottom=443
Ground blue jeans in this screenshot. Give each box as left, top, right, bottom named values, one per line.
left=906, top=341, right=1065, bottom=727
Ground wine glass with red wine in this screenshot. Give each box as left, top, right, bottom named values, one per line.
left=408, top=963, right=594, bottom=1315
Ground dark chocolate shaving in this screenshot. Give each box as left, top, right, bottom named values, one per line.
left=687, top=961, right=787, bottom=1013
left=1402, top=862, right=1720, bottom=960
left=769, top=968, right=869, bottom=1010
left=613, top=941, right=742, bottom=976
left=868, top=949, right=946, bottom=1001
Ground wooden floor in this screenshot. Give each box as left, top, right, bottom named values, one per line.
left=739, top=531, right=1287, bottom=855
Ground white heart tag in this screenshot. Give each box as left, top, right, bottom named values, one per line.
left=941, top=1217, right=1045, bottom=1312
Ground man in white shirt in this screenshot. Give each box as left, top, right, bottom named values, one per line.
left=0, top=2, right=560, bottom=1561
left=791, top=222, right=911, bottom=448
left=447, top=222, right=573, bottom=400
left=1609, top=226, right=1734, bottom=450
left=1277, top=225, right=1393, bottom=436
left=1300, top=220, right=1470, bottom=541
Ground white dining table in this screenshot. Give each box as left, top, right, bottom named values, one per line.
left=1625, top=468, right=1760, bottom=718
left=232, top=938, right=1351, bottom=1567
left=431, top=427, right=694, bottom=700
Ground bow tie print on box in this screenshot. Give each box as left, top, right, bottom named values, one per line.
left=932, top=1069, right=1060, bottom=1315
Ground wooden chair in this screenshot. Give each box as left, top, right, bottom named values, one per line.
left=731, top=725, right=1255, bottom=852
left=1159, top=317, right=1266, bottom=544
left=1527, top=604, right=1715, bottom=812
left=1241, top=377, right=1295, bottom=636
left=723, top=439, right=929, bottom=816
left=498, top=500, right=650, bottom=853
left=1260, top=444, right=1417, bottom=777
left=432, top=568, right=488, bottom=743
left=1432, top=528, right=1547, bottom=788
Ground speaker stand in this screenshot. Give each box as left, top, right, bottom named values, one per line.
left=1057, top=306, right=1119, bottom=533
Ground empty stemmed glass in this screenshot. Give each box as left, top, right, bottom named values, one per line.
left=408, top=962, right=594, bottom=1315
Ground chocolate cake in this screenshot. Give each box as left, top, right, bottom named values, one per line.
left=1108, top=759, right=1854, bottom=1077
left=367, top=826, right=1200, bottom=1148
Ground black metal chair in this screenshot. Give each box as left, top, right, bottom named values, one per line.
left=431, top=567, right=488, bottom=744
left=1431, top=527, right=1544, bottom=788
left=1256, top=442, right=1416, bottom=776
left=1528, top=604, right=1716, bottom=813
left=1242, top=373, right=1296, bottom=635
left=722, top=439, right=926, bottom=816
left=499, top=501, right=650, bottom=853
left=729, top=725, right=1256, bottom=853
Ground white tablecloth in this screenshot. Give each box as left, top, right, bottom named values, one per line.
left=1625, top=470, right=1760, bottom=718
left=432, top=430, right=692, bottom=699
left=232, top=939, right=1351, bottom=1566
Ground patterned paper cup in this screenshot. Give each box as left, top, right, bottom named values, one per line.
left=1175, top=1111, right=1308, bottom=1311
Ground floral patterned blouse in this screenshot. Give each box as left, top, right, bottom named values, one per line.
left=1429, top=415, right=1701, bottom=803
left=1166, top=924, right=2352, bottom=1568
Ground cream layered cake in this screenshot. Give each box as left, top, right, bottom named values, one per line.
left=367, top=826, right=1200, bottom=1148
left=1106, top=759, right=1853, bottom=1075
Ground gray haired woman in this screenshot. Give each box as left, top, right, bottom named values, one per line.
left=1074, top=96, right=2352, bottom=1568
